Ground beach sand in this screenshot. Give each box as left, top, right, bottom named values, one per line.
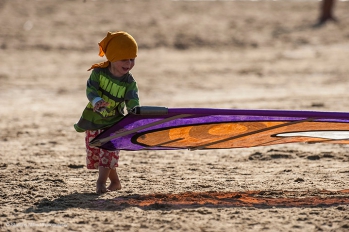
left=1, top=0, right=349, bottom=231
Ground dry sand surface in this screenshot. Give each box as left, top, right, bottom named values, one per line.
left=1, top=0, right=349, bottom=231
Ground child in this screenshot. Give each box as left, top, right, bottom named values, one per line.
left=74, top=31, right=140, bottom=194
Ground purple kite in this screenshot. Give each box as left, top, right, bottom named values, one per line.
left=90, top=107, right=349, bottom=151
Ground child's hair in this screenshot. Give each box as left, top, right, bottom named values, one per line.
left=88, top=31, right=137, bottom=71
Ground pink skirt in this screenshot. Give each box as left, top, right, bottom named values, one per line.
left=85, top=130, right=120, bottom=169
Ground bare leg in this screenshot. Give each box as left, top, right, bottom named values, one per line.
left=96, top=167, right=111, bottom=194
left=316, top=0, right=337, bottom=26
left=107, top=168, right=122, bottom=191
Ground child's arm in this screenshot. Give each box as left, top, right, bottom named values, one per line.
left=86, top=70, right=109, bottom=112
left=124, top=81, right=140, bottom=113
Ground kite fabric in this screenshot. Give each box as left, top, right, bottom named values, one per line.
left=89, top=106, right=349, bottom=151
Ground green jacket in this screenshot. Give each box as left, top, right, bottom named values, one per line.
left=74, top=68, right=140, bottom=132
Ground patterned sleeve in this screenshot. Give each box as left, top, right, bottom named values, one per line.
left=86, top=70, right=101, bottom=103
left=125, top=81, right=140, bottom=112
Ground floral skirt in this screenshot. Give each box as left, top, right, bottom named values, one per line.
left=85, top=130, right=120, bottom=169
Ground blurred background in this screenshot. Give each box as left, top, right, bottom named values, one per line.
left=0, top=0, right=348, bottom=113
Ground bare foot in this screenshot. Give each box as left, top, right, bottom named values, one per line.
left=96, top=181, right=109, bottom=194
left=107, top=168, right=122, bottom=191
left=96, top=167, right=111, bottom=194
left=107, top=181, right=121, bottom=191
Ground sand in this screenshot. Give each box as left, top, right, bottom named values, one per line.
left=1, top=0, right=349, bottom=231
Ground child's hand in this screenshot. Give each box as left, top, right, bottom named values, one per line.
left=93, top=100, right=110, bottom=112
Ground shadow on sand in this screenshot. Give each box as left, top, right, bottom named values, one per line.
left=25, top=189, right=349, bottom=213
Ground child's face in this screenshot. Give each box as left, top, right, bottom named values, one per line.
left=110, top=58, right=135, bottom=77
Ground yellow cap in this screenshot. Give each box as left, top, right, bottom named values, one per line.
left=88, top=31, right=138, bottom=71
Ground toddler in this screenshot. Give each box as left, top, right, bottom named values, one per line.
left=74, top=31, right=140, bottom=194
